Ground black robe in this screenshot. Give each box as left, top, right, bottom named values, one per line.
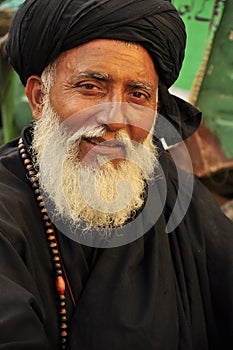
left=0, top=126, right=232, bottom=350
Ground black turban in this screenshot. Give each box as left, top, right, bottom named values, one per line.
left=6, top=0, right=201, bottom=143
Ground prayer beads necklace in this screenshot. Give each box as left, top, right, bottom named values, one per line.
left=18, top=137, right=76, bottom=350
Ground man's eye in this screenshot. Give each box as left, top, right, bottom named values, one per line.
left=81, top=83, right=96, bottom=90
left=75, top=82, right=103, bottom=95
left=131, top=91, right=149, bottom=100
left=133, top=92, right=144, bottom=98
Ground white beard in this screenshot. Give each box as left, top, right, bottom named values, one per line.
left=32, top=94, right=158, bottom=232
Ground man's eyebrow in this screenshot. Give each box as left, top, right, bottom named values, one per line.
left=77, top=71, right=111, bottom=81
left=128, top=80, right=155, bottom=91
left=75, top=73, right=155, bottom=91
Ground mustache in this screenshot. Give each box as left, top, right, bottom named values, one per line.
left=65, top=124, right=133, bottom=148
left=66, top=125, right=106, bottom=145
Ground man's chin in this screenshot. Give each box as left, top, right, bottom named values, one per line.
left=53, top=157, right=149, bottom=231
left=78, top=156, right=126, bottom=169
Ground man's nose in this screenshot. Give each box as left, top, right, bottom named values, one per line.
left=96, top=102, right=128, bottom=131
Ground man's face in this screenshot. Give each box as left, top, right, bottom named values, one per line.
left=49, top=39, right=159, bottom=165
left=29, top=39, right=159, bottom=231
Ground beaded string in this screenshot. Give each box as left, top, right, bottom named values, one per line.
left=18, top=137, right=75, bottom=350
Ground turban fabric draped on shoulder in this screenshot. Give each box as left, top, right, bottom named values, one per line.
left=6, top=0, right=201, bottom=143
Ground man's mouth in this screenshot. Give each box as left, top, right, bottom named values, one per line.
left=83, top=137, right=125, bottom=148
left=79, top=136, right=127, bottom=166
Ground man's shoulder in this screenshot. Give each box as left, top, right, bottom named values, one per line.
left=158, top=151, right=233, bottom=234
left=0, top=138, right=19, bottom=158
left=0, top=124, right=33, bottom=171
left=0, top=137, right=26, bottom=185
left=0, top=140, right=43, bottom=250
left=0, top=138, right=38, bottom=239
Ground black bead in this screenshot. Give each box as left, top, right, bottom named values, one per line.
left=18, top=142, right=24, bottom=149
left=24, top=159, right=31, bottom=165
left=53, top=256, right=60, bottom=262
left=61, top=315, right=67, bottom=322
left=45, top=221, right=52, bottom=227
left=47, top=235, right=56, bottom=241
left=56, top=269, right=63, bottom=276
left=46, top=228, right=54, bottom=234
left=30, top=176, right=38, bottom=183
left=32, top=182, right=39, bottom=189
left=21, top=153, right=29, bottom=159
left=26, top=164, right=33, bottom=170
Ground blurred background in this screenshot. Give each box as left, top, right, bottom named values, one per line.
left=0, top=0, right=232, bottom=218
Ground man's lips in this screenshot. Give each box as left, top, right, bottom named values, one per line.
left=79, top=136, right=127, bottom=163
left=82, top=137, right=125, bottom=148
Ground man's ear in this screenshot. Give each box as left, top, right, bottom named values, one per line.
left=25, top=75, right=44, bottom=120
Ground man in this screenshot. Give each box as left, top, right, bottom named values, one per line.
left=0, top=0, right=232, bottom=349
